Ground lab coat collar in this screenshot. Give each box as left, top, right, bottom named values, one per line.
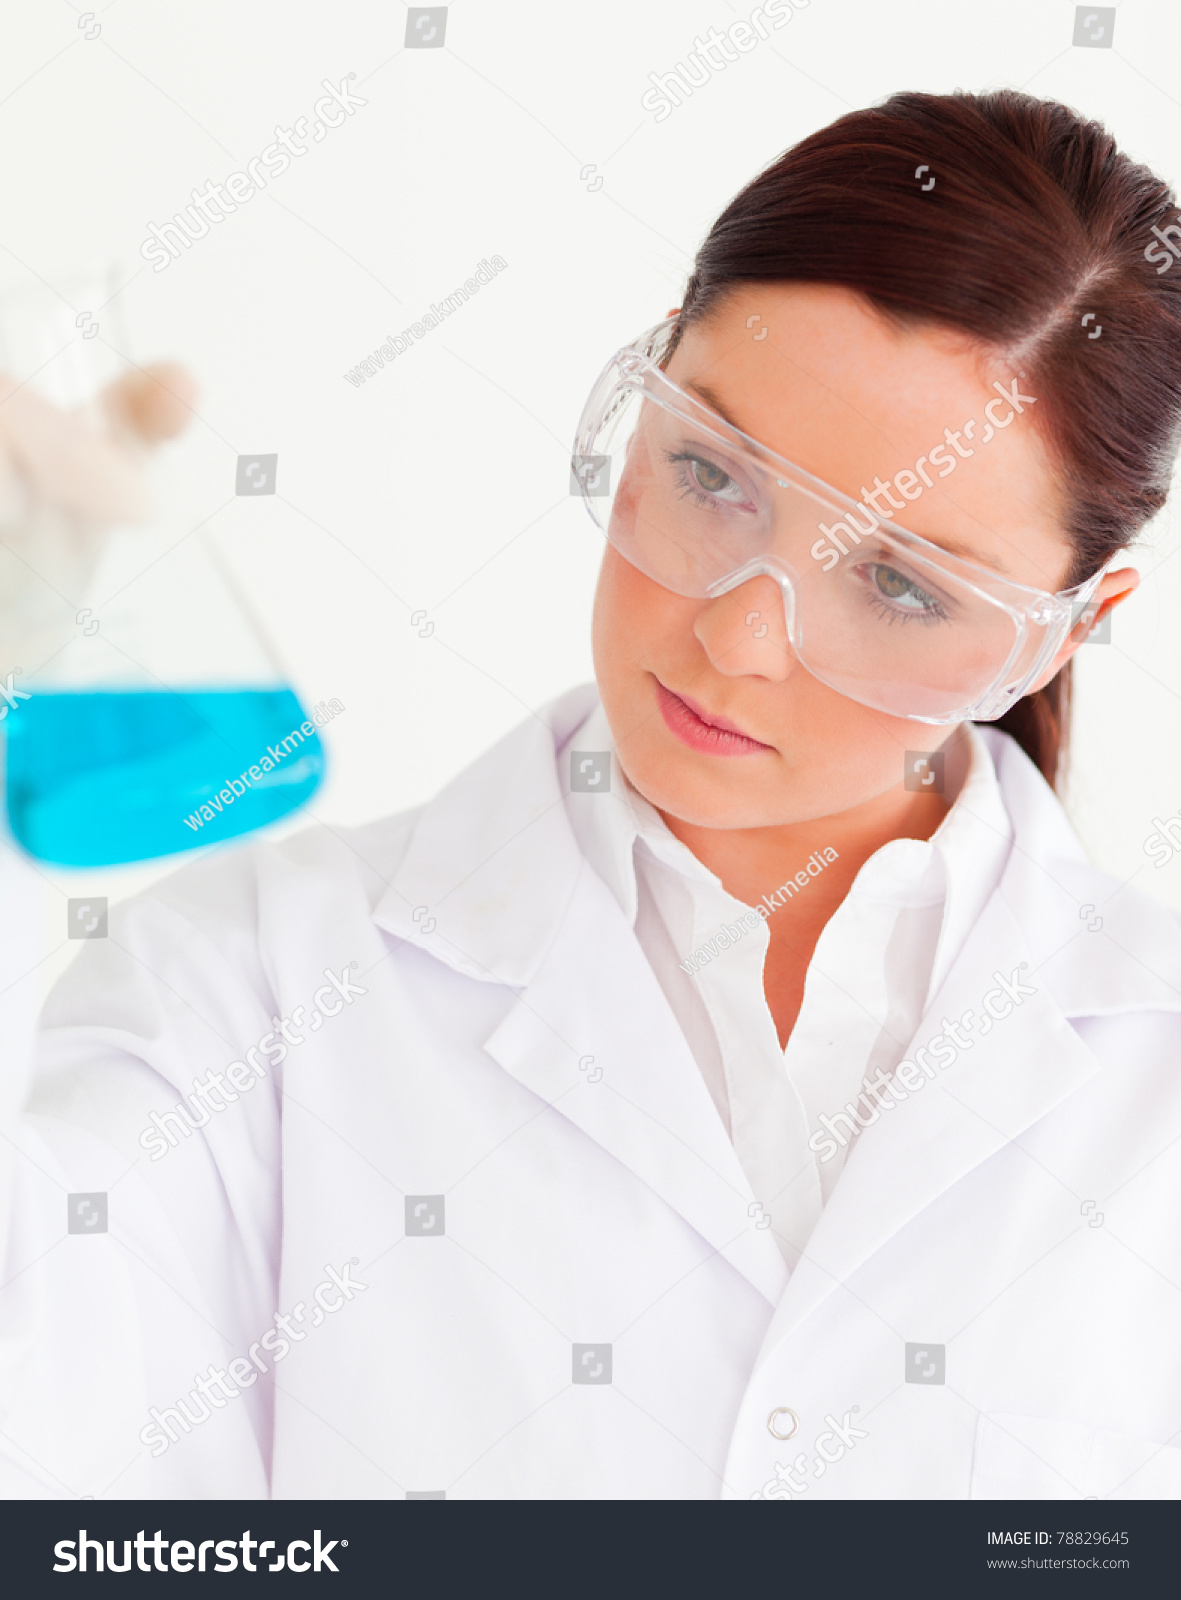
left=373, top=685, right=598, bottom=987
left=749, top=727, right=1181, bottom=1366
left=372, top=690, right=1181, bottom=1313
left=920, top=720, right=1012, bottom=1004
left=479, top=860, right=792, bottom=1304
left=749, top=886, right=1105, bottom=1365
left=977, top=721, right=1181, bottom=1019
left=373, top=685, right=1181, bottom=1023
left=372, top=685, right=790, bottom=1303
left=563, top=699, right=725, bottom=928
left=567, top=705, right=1015, bottom=1024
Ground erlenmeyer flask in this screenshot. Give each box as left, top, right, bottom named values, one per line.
left=0, top=269, right=325, bottom=867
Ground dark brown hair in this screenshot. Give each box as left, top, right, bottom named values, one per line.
left=667, top=89, right=1181, bottom=788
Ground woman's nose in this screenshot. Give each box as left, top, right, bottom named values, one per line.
left=692, top=574, right=795, bottom=680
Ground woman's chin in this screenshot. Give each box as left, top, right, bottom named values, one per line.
left=617, top=733, right=917, bottom=831
left=617, top=748, right=790, bottom=831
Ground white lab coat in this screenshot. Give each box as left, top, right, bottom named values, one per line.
left=3, top=682, right=1181, bottom=1501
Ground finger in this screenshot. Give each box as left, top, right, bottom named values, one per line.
left=0, top=374, right=151, bottom=522
left=101, top=363, right=198, bottom=443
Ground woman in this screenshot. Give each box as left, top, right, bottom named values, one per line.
left=5, top=88, right=1181, bottom=1503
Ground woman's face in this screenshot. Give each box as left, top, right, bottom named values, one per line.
left=593, top=282, right=1094, bottom=829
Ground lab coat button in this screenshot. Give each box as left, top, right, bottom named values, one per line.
left=767, top=1407, right=799, bottom=1440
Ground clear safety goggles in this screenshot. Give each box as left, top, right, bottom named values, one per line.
left=572, top=317, right=1107, bottom=723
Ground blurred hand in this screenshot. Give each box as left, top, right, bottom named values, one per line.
left=0, top=362, right=198, bottom=529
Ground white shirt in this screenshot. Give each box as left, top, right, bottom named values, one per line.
left=563, top=702, right=1013, bottom=1269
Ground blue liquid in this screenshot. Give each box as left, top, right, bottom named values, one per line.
left=4, top=687, right=325, bottom=867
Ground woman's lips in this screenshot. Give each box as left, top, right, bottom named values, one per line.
left=655, top=680, right=774, bottom=757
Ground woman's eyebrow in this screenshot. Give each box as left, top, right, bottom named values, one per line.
left=684, top=380, right=747, bottom=435
left=683, top=379, right=1020, bottom=578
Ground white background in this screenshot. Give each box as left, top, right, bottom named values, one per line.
left=3, top=0, right=1181, bottom=992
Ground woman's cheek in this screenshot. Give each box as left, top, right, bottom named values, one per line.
left=593, top=549, right=668, bottom=688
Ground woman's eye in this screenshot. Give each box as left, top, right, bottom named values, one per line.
left=666, top=449, right=752, bottom=508
left=689, top=457, right=737, bottom=497
left=870, top=563, right=939, bottom=612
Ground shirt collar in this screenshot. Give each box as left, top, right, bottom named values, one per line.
left=923, top=719, right=1015, bottom=998
left=563, top=701, right=717, bottom=923
left=374, top=683, right=1181, bottom=1019
left=565, top=702, right=1013, bottom=992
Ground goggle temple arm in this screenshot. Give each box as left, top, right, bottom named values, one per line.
left=971, top=563, right=1112, bottom=722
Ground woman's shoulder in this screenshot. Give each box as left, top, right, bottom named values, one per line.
left=94, top=805, right=425, bottom=960
left=1003, top=837, right=1181, bottom=1028
left=978, top=725, right=1181, bottom=1023
left=101, top=684, right=602, bottom=946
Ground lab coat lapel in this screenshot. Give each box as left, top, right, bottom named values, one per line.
left=374, top=692, right=1181, bottom=1332
left=371, top=689, right=598, bottom=989
left=372, top=685, right=788, bottom=1306
left=753, top=887, right=1100, bottom=1365
left=483, top=861, right=790, bottom=1307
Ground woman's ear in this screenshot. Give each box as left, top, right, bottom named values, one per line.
left=1025, top=564, right=1140, bottom=693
